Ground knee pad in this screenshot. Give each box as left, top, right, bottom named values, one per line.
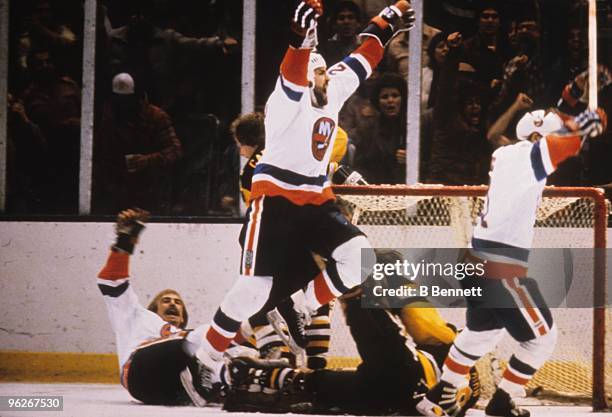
left=454, top=327, right=506, bottom=358
left=220, top=275, right=273, bottom=323
left=514, top=324, right=558, bottom=369
left=331, top=235, right=372, bottom=290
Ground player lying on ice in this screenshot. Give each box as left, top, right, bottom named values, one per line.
left=97, top=209, right=228, bottom=406
left=97, top=208, right=272, bottom=407
left=223, top=250, right=479, bottom=416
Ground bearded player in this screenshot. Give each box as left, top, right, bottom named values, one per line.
left=416, top=97, right=607, bottom=415
left=193, top=0, right=416, bottom=402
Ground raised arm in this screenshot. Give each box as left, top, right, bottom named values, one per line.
left=97, top=209, right=149, bottom=336
left=264, top=0, right=323, bottom=132
left=531, top=108, right=607, bottom=181
left=327, top=1, right=415, bottom=105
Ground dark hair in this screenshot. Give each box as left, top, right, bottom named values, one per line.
left=370, top=72, right=407, bottom=113
left=330, top=1, right=362, bottom=23
left=455, top=79, right=487, bottom=110
left=476, top=0, right=502, bottom=16
left=231, top=112, right=266, bottom=148
left=427, top=32, right=448, bottom=69
left=147, top=289, right=189, bottom=328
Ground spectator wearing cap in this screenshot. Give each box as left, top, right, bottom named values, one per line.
left=319, top=1, right=362, bottom=66
left=427, top=33, right=491, bottom=186
left=93, top=73, right=183, bottom=214
left=353, top=73, right=407, bottom=184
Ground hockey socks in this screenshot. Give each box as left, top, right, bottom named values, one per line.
left=204, top=275, right=274, bottom=354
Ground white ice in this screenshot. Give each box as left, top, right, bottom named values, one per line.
left=0, top=383, right=608, bottom=417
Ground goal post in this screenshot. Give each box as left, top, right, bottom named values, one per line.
left=331, top=184, right=609, bottom=410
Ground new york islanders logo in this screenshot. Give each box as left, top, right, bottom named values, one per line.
left=311, top=117, right=336, bottom=161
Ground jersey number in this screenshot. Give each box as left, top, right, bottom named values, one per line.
left=328, top=63, right=347, bottom=75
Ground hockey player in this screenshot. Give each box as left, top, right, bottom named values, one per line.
left=416, top=103, right=607, bottom=415
left=223, top=250, right=479, bottom=415
left=232, top=111, right=350, bottom=369
left=194, top=0, right=416, bottom=401
left=97, top=209, right=228, bottom=407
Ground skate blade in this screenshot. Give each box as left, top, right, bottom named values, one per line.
left=266, top=309, right=307, bottom=367
left=179, top=367, right=208, bottom=407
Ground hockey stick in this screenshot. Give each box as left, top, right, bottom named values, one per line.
left=588, top=0, right=598, bottom=110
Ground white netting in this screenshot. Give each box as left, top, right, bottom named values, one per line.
left=327, top=186, right=610, bottom=408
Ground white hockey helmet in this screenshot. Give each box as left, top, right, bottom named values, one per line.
left=515, top=110, right=563, bottom=140
left=307, top=52, right=327, bottom=84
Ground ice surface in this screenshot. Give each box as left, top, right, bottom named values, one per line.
left=0, top=383, right=607, bottom=417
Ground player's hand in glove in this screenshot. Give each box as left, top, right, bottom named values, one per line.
left=331, top=165, right=369, bottom=185
left=113, top=208, right=150, bottom=254
left=290, top=0, right=323, bottom=49
left=572, top=108, right=608, bottom=138
left=361, top=1, right=415, bottom=47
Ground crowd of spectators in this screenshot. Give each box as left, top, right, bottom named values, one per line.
left=5, top=0, right=612, bottom=216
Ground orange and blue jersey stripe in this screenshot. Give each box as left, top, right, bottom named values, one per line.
left=251, top=163, right=335, bottom=206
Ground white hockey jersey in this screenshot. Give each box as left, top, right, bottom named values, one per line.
left=251, top=39, right=383, bottom=205
left=472, top=130, right=582, bottom=263
left=97, top=252, right=186, bottom=384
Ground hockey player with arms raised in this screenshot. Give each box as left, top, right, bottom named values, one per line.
left=416, top=93, right=608, bottom=415
left=97, top=209, right=227, bottom=407
left=193, top=0, right=416, bottom=403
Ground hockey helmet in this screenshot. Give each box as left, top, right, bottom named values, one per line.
left=307, top=52, right=327, bottom=83
left=515, top=110, right=563, bottom=140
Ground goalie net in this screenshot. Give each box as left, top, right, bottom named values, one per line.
left=328, top=185, right=610, bottom=410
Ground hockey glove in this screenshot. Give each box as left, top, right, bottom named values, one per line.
left=332, top=165, right=369, bottom=185
left=574, top=108, right=608, bottom=138
left=360, top=1, right=415, bottom=47
left=290, top=0, right=323, bottom=49
left=113, top=208, right=149, bottom=254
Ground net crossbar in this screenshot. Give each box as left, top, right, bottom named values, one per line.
left=329, top=185, right=609, bottom=410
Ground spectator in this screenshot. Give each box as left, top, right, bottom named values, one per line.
left=486, top=92, right=534, bottom=148
left=548, top=24, right=587, bottom=103
left=352, top=0, right=393, bottom=21
left=319, top=1, right=362, bottom=66
left=489, top=13, right=555, bottom=122
left=5, top=93, right=47, bottom=213
left=165, top=75, right=221, bottom=215
left=17, top=0, right=81, bottom=81
left=21, top=46, right=81, bottom=213
left=384, top=23, right=441, bottom=80
left=108, top=13, right=238, bottom=109
left=353, top=73, right=407, bottom=184
left=460, top=0, right=512, bottom=88
left=385, top=31, right=409, bottom=77
left=338, top=79, right=378, bottom=145
left=93, top=73, right=183, bottom=215
left=422, top=31, right=449, bottom=109
left=427, top=33, right=491, bottom=186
